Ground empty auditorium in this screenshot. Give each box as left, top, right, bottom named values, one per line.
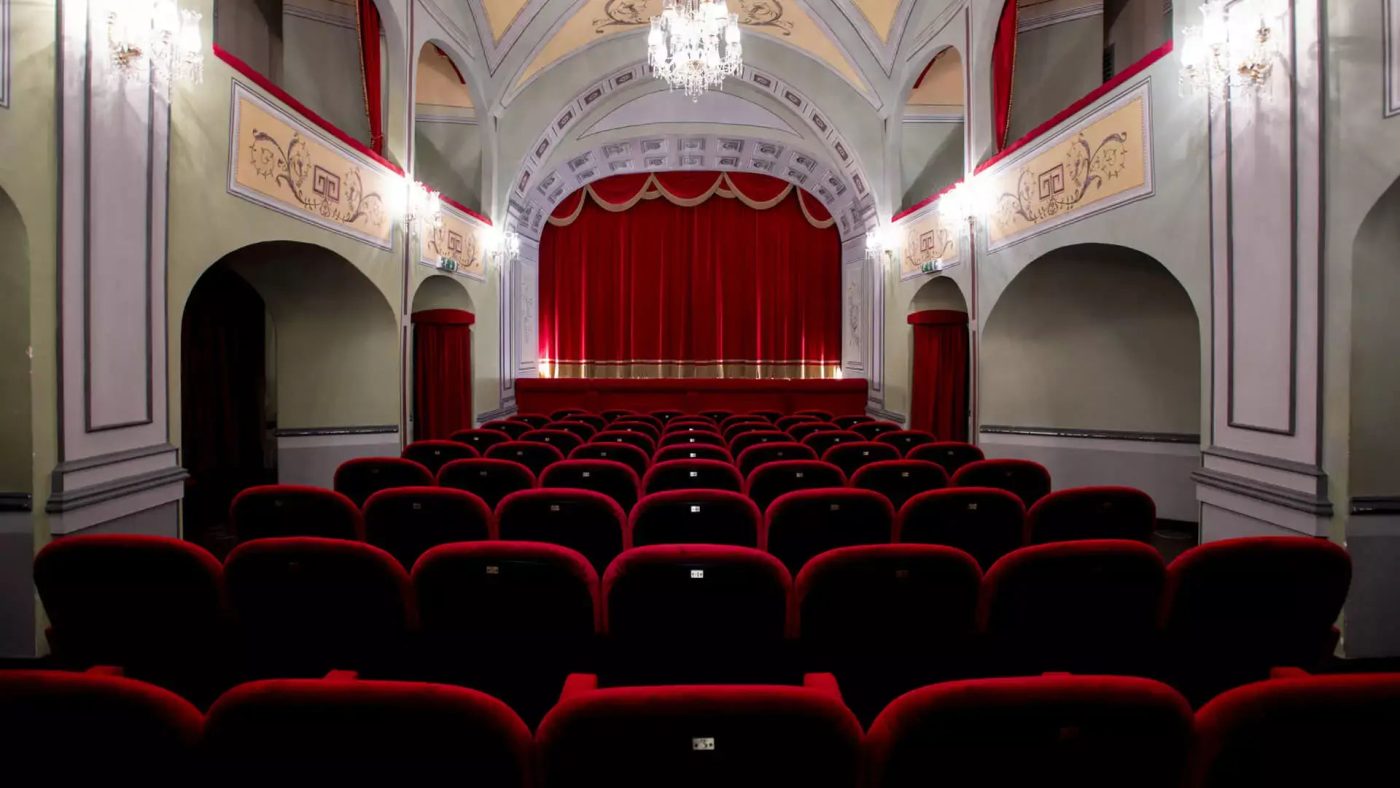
left=2, top=0, right=1399, bottom=784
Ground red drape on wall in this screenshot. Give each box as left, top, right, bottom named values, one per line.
left=355, top=0, right=385, bottom=154
left=540, top=172, right=841, bottom=379
left=413, top=309, right=474, bottom=440
left=991, top=0, right=1019, bottom=151
left=908, top=310, right=969, bottom=442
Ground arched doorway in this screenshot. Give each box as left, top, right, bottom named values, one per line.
left=902, top=47, right=965, bottom=212
left=0, top=185, right=34, bottom=658
left=981, top=244, right=1201, bottom=526
left=411, top=275, right=476, bottom=441
left=907, top=277, right=970, bottom=441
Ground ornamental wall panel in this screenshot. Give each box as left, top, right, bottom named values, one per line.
left=895, top=202, right=961, bottom=280
left=419, top=201, right=488, bottom=281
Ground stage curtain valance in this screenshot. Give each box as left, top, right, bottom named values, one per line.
left=539, top=171, right=841, bottom=380
left=549, top=171, right=835, bottom=230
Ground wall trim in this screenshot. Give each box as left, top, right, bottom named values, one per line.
left=865, top=406, right=906, bottom=423
left=980, top=425, right=1201, bottom=444
left=273, top=425, right=400, bottom=438
left=1192, top=467, right=1333, bottom=516
left=476, top=405, right=519, bottom=424
left=0, top=493, right=31, bottom=513
left=1202, top=445, right=1326, bottom=477
left=52, top=442, right=177, bottom=477
left=1386, top=0, right=1400, bottom=117
left=45, top=467, right=189, bottom=514
left=1352, top=496, right=1400, bottom=516
left=0, top=0, right=10, bottom=108
left=1018, top=2, right=1105, bottom=33
left=284, top=3, right=356, bottom=30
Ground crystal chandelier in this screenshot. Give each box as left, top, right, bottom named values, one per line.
left=104, top=0, right=204, bottom=87
left=1180, top=1, right=1278, bottom=101
left=647, top=0, right=743, bottom=100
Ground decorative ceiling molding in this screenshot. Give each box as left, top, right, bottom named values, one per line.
left=825, top=0, right=920, bottom=77
left=903, top=0, right=967, bottom=68
left=581, top=90, right=800, bottom=137
left=418, top=0, right=480, bottom=61
left=467, top=0, right=559, bottom=75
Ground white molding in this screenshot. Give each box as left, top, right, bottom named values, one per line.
left=0, top=0, right=10, bottom=108
left=284, top=2, right=356, bottom=30
left=1386, top=0, right=1400, bottom=117
left=1017, top=2, right=1105, bottom=33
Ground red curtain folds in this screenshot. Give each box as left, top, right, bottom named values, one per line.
left=991, top=0, right=1019, bottom=151
left=540, top=172, right=840, bottom=379
left=355, top=0, right=385, bottom=154
left=413, top=309, right=475, bottom=440
left=908, top=310, right=969, bottom=442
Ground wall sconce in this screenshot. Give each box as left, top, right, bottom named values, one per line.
left=102, top=0, right=204, bottom=87
left=487, top=227, right=521, bottom=265
left=865, top=226, right=895, bottom=266
left=403, top=181, right=441, bottom=229
left=1180, top=1, right=1279, bottom=101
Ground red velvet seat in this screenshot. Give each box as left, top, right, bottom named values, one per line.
left=545, top=420, right=599, bottom=441
left=363, top=487, right=494, bottom=568
left=907, top=441, right=985, bottom=475
left=1026, top=485, right=1156, bottom=544
left=536, top=683, right=863, bottom=788
left=230, top=484, right=363, bottom=542
left=551, top=407, right=588, bottom=420
left=729, top=429, right=792, bottom=456
left=629, top=490, right=762, bottom=548
left=896, top=487, right=1025, bottom=571
left=763, top=488, right=895, bottom=573
left=540, top=459, right=643, bottom=513
left=865, top=676, right=1193, bottom=788
left=34, top=536, right=228, bottom=701
left=510, top=413, right=551, bottom=429
left=608, top=420, right=662, bottom=441
left=658, top=430, right=728, bottom=449
left=721, top=414, right=770, bottom=431
left=650, top=409, right=684, bottom=424
left=776, top=414, right=821, bottom=431
left=204, top=678, right=532, bottom=787
left=736, top=441, right=818, bottom=477
left=851, top=420, right=901, bottom=439
left=482, top=419, right=531, bottom=439
left=745, top=460, right=846, bottom=513
left=413, top=541, right=600, bottom=724
left=485, top=440, right=566, bottom=476
left=0, top=671, right=203, bottom=786
left=437, top=458, right=538, bottom=510
left=602, top=409, right=639, bottom=423
left=643, top=459, right=744, bottom=494
left=450, top=428, right=513, bottom=453
left=873, top=430, right=939, bottom=455
left=794, top=409, right=834, bottom=421
left=663, top=420, right=722, bottom=436
left=847, top=460, right=947, bottom=511
left=787, top=421, right=840, bottom=441
left=570, top=441, right=652, bottom=479
left=402, top=440, right=480, bottom=475
left=801, top=429, right=864, bottom=457
left=592, top=430, right=658, bottom=455
left=497, top=489, right=627, bottom=572
left=654, top=443, right=734, bottom=465
left=521, top=429, right=586, bottom=456
left=699, top=409, right=735, bottom=423
left=751, top=409, right=784, bottom=422
left=621, top=414, right=664, bottom=430
left=603, top=545, right=792, bottom=682
left=333, top=457, right=435, bottom=507
left=224, top=537, right=414, bottom=677
left=1161, top=537, right=1352, bottom=703
left=832, top=414, right=874, bottom=429
left=979, top=540, right=1166, bottom=675
left=723, top=421, right=773, bottom=442
left=1192, top=674, right=1400, bottom=788
left=951, top=458, right=1052, bottom=507
left=795, top=544, right=982, bottom=722
left=565, top=413, right=608, bottom=431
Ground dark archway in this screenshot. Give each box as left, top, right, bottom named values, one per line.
left=907, top=277, right=970, bottom=441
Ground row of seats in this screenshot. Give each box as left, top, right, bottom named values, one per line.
left=5, top=667, right=1394, bottom=787
left=34, top=535, right=1351, bottom=716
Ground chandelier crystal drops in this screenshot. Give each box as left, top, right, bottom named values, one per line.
left=105, top=0, right=205, bottom=86
left=647, top=0, right=743, bottom=100
left=1179, top=1, right=1277, bottom=101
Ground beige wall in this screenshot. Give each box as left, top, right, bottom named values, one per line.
left=1349, top=178, right=1400, bottom=496
left=910, top=275, right=969, bottom=313
left=413, top=274, right=476, bottom=312
left=981, top=245, right=1201, bottom=433
left=0, top=189, right=31, bottom=491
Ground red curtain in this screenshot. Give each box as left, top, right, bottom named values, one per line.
left=539, top=172, right=840, bottom=379
left=991, top=0, right=1019, bottom=151
left=355, top=0, right=384, bottom=154
left=908, top=310, right=969, bottom=442
left=413, top=309, right=474, bottom=440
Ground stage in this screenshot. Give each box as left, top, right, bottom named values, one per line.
left=514, top=378, right=869, bottom=417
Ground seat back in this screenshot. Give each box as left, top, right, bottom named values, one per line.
left=223, top=537, right=414, bottom=676
left=643, top=459, right=744, bottom=494
left=363, top=487, right=494, bottom=568
left=401, top=440, right=479, bottom=475
left=570, top=442, right=652, bottom=479
left=497, top=489, right=627, bottom=572
left=1192, top=674, right=1400, bottom=788
left=745, top=460, right=847, bottom=514
left=630, top=490, right=762, bottom=548
left=787, top=421, right=840, bottom=441
left=230, top=484, right=363, bottom=542
left=0, top=671, right=203, bottom=786
left=545, top=420, right=599, bottom=441
left=540, top=459, right=643, bottom=513
left=775, top=414, right=821, bottom=431
left=951, top=459, right=1052, bottom=507
left=659, top=430, right=729, bottom=449
left=722, top=421, right=773, bottom=442
left=750, top=409, right=783, bottom=422
left=610, top=420, right=662, bottom=441
left=729, top=430, right=793, bottom=456
left=721, top=414, right=770, bottom=431
left=794, top=409, right=834, bottom=421
left=664, top=420, right=722, bottom=436
left=654, top=444, right=733, bottom=465
left=617, top=414, right=663, bottom=430
left=511, top=413, right=551, bottom=429
left=602, top=409, right=640, bottom=423
left=979, top=540, right=1166, bottom=674
left=450, top=428, right=513, bottom=453
left=333, top=458, right=435, bottom=507
left=483, top=419, right=531, bottom=439
left=896, top=487, right=1025, bottom=570
left=650, top=409, right=684, bottom=424
left=851, top=421, right=901, bottom=439
left=820, top=441, right=900, bottom=477
left=865, top=676, right=1192, bottom=788
left=873, top=430, right=939, bottom=455
left=833, top=414, right=874, bottom=429
left=763, top=488, right=895, bottom=573
left=485, top=441, right=566, bottom=476
left=521, top=429, right=586, bottom=456
left=551, top=408, right=588, bottom=420
left=592, top=430, right=658, bottom=455
left=907, top=442, right=985, bottom=475
left=536, top=685, right=863, bottom=788
left=849, top=460, right=949, bottom=511
left=1026, top=485, right=1156, bottom=544
left=437, top=458, right=537, bottom=510
left=205, top=678, right=532, bottom=787
left=699, top=409, right=735, bottom=423
left=801, top=430, right=864, bottom=457
left=565, top=413, right=608, bottom=431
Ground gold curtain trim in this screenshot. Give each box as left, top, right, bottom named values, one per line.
left=545, top=173, right=829, bottom=228
left=797, top=190, right=837, bottom=229
left=721, top=172, right=794, bottom=210
left=545, top=360, right=841, bottom=380
left=547, top=192, right=588, bottom=226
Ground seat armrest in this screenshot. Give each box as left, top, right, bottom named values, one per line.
left=802, top=672, right=843, bottom=701
left=559, top=673, right=600, bottom=703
